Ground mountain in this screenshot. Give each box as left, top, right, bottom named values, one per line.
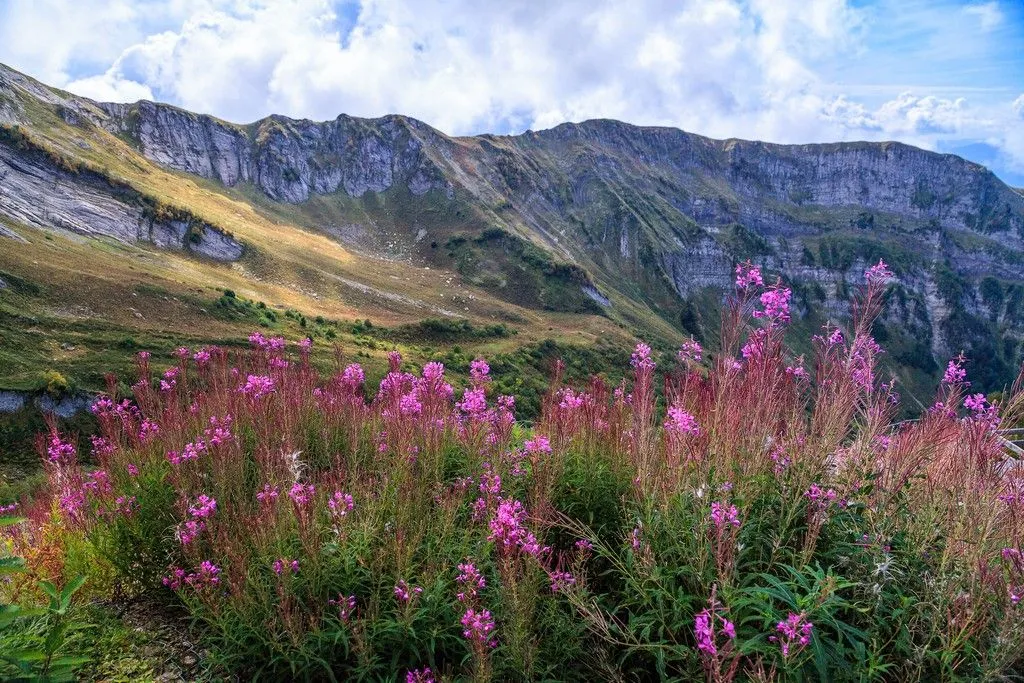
left=3, top=61, right=1024, bottom=405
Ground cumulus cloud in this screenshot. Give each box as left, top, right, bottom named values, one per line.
left=964, top=2, right=1004, bottom=31
left=0, top=0, right=1021, bottom=183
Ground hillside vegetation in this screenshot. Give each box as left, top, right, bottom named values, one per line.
left=2, top=263, right=1023, bottom=681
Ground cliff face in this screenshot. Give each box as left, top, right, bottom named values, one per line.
left=97, top=102, right=455, bottom=203
left=4, top=61, right=1024, bottom=390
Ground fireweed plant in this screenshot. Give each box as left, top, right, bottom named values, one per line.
left=3, top=261, right=1024, bottom=681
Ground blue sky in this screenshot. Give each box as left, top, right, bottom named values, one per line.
left=1, top=0, right=1022, bottom=185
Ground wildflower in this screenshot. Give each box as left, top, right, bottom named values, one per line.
left=399, top=392, right=423, bottom=417
left=549, top=570, right=575, bottom=592
left=342, top=363, right=365, bottom=387
left=241, top=374, right=275, bottom=399
left=193, top=348, right=211, bottom=365
left=126, top=463, right=139, bottom=477
left=0, top=502, right=19, bottom=514
left=693, top=604, right=736, bottom=658
left=710, top=501, right=741, bottom=529
left=735, top=261, right=763, bottom=289
left=678, top=339, right=703, bottom=362
left=460, top=608, right=497, bottom=647
left=771, top=612, right=813, bottom=658
left=188, top=494, right=217, bottom=518
left=630, top=342, right=655, bottom=371
left=298, top=337, right=313, bottom=351
left=257, top=484, right=280, bottom=505
left=177, top=519, right=205, bottom=545
left=631, top=526, right=642, bottom=550
left=864, top=259, right=894, bottom=283
left=204, top=415, right=234, bottom=446
left=456, top=562, right=486, bottom=602
left=328, top=491, right=354, bottom=517
left=249, top=331, right=268, bottom=348
left=470, top=357, right=491, bottom=384
left=805, top=485, right=838, bottom=511
left=138, top=419, right=160, bottom=442
left=942, top=353, right=968, bottom=385
left=394, top=579, right=423, bottom=603
left=273, top=558, right=300, bottom=575
left=45, top=432, right=76, bottom=464
left=89, top=436, right=114, bottom=460
left=288, top=483, right=315, bottom=507
left=457, top=387, right=488, bottom=417
left=329, top=594, right=357, bottom=622
left=83, top=470, right=112, bottom=496
left=524, top=434, right=551, bottom=456
left=664, top=406, right=700, bottom=436
left=575, top=538, right=594, bottom=552
left=754, top=284, right=792, bottom=325
left=406, top=667, right=435, bottom=683
left=114, top=495, right=137, bottom=516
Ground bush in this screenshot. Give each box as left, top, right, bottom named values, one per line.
left=4, top=262, right=1024, bottom=680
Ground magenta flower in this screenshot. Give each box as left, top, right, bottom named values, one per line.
left=240, top=374, right=275, bottom=399
left=257, top=484, right=280, bottom=505
left=406, top=667, right=435, bottom=683
left=461, top=608, right=497, bottom=647
left=45, top=432, right=76, bottom=464
left=470, top=357, right=491, bottom=384
left=771, top=612, right=813, bottom=658
left=710, top=501, right=741, bottom=529
left=630, top=342, right=655, bottom=371
left=735, top=261, right=764, bottom=289
left=754, top=285, right=792, bottom=325
left=188, top=495, right=217, bottom=519
left=273, top=558, right=299, bottom=576
left=664, top=406, right=700, bottom=436
left=942, top=353, right=968, bottom=385
left=548, top=570, right=575, bottom=592
left=394, top=579, right=423, bottom=603
left=288, top=483, right=315, bottom=507
left=524, top=435, right=552, bottom=455
left=329, top=594, right=357, bottom=622
left=678, top=339, right=703, bottom=362
left=456, top=562, right=486, bottom=602
left=694, top=605, right=737, bottom=658
left=864, top=259, right=894, bottom=283
left=328, top=491, right=355, bottom=517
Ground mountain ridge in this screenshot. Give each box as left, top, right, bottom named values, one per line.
left=3, top=60, right=1024, bottom=401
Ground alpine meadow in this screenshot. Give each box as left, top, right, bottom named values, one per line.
left=2, top=2, right=1024, bottom=680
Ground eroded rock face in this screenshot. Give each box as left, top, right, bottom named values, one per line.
left=97, top=103, right=454, bottom=203
left=0, top=142, right=243, bottom=260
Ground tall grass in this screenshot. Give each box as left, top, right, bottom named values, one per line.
left=3, top=261, right=1023, bottom=681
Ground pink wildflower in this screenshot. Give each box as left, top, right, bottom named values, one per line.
left=735, top=261, right=763, bottom=289
left=461, top=608, right=497, bottom=647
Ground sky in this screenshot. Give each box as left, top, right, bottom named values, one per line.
left=1, top=0, right=1022, bottom=185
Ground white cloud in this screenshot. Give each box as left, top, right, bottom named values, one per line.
left=1013, top=94, right=1024, bottom=119
left=0, top=0, right=1021, bottom=182
left=964, top=2, right=1004, bottom=31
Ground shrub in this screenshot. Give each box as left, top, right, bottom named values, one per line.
left=4, top=261, right=1024, bottom=680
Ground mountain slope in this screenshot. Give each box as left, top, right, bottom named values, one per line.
left=3, top=61, right=1024, bottom=401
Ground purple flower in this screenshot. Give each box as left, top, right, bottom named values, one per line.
left=406, top=667, right=435, bottom=683
left=710, top=501, right=741, bottom=529
left=456, top=562, right=486, bottom=602
left=630, top=343, right=655, bottom=371
left=735, top=261, right=763, bottom=289
left=394, top=579, right=423, bottom=603
left=678, top=339, right=703, bottom=362
left=461, top=608, right=497, bottom=647
left=240, top=374, right=275, bottom=399
left=771, top=612, right=813, bottom=658
left=288, top=483, right=315, bottom=507
left=942, top=354, right=968, bottom=385
left=329, top=594, right=357, bottom=622
left=864, top=259, right=894, bottom=283
left=664, top=406, right=700, bottom=436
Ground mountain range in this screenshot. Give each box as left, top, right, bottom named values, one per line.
left=3, top=61, right=1024, bottom=407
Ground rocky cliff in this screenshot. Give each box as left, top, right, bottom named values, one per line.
left=3, top=61, right=1024, bottom=391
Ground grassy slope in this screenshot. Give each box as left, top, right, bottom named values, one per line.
left=0, top=76, right=683, bottom=400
